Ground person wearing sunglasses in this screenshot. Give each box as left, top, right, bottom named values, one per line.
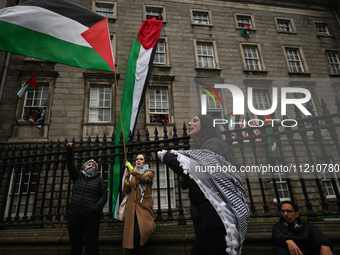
left=272, top=201, right=336, bottom=255
left=122, top=154, right=155, bottom=255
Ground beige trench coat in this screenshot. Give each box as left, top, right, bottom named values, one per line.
left=122, top=167, right=155, bottom=249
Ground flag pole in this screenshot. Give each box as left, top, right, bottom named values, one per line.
left=114, top=72, right=128, bottom=162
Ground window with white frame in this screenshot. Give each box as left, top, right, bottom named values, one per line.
left=275, top=18, right=296, bottom=33
left=315, top=23, right=330, bottom=35
left=296, top=92, right=317, bottom=116
left=318, top=158, right=340, bottom=199
left=110, top=34, right=116, bottom=64
left=22, top=84, right=48, bottom=119
left=146, top=6, right=163, bottom=20
left=270, top=159, right=290, bottom=202
left=193, top=11, right=210, bottom=24
left=151, top=162, right=176, bottom=209
left=273, top=173, right=290, bottom=201
left=202, top=89, right=223, bottom=119
left=89, top=86, right=111, bottom=122
left=326, top=52, right=340, bottom=74
left=253, top=89, right=270, bottom=110
left=149, top=88, right=169, bottom=123
left=236, top=15, right=252, bottom=28
left=196, top=42, right=216, bottom=68
left=277, top=20, right=291, bottom=32
left=322, top=175, right=339, bottom=199
left=243, top=45, right=262, bottom=70
left=5, top=169, right=37, bottom=217
left=95, top=2, right=115, bottom=18
left=285, top=48, right=304, bottom=72
left=153, top=39, right=166, bottom=65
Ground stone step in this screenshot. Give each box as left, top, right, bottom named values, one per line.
left=0, top=222, right=339, bottom=255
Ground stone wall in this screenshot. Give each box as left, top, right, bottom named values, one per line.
left=0, top=0, right=338, bottom=142
left=0, top=222, right=339, bottom=255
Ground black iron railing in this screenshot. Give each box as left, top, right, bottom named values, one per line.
left=0, top=124, right=190, bottom=228
left=222, top=97, right=340, bottom=219
left=1, top=98, right=340, bottom=228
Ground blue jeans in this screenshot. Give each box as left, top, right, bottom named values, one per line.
left=278, top=247, right=337, bottom=255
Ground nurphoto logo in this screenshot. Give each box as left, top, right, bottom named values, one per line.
left=200, top=84, right=312, bottom=128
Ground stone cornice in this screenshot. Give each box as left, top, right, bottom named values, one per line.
left=153, top=0, right=333, bottom=18
left=83, top=72, right=119, bottom=80
left=150, top=74, right=175, bottom=82
left=18, top=70, right=59, bottom=78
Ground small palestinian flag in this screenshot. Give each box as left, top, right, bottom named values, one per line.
left=240, top=24, right=250, bottom=38
left=16, top=72, right=37, bottom=99
left=226, top=113, right=241, bottom=130
left=264, top=113, right=277, bottom=151
left=226, top=113, right=236, bottom=130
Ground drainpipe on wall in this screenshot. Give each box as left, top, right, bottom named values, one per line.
left=332, top=4, right=340, bottom=29
left=0, top=0, right=22, bottom=105
left=0, top=52, right=11, bottom=105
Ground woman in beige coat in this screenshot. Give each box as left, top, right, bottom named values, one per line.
left=123, top=154, right=155, bottom=255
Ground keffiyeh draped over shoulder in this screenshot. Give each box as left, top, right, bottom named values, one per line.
left=158, top=149, right=249, bottom=255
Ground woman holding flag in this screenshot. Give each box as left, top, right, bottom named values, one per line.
left=123, top=154, right=155, bottom=254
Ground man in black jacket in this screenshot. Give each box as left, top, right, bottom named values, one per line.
left=66, top=143, right=107, bottom=255
left=272, top=201, right=336, bottom=255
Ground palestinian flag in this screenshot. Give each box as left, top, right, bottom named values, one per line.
left=226, top=112, right=241, bottom=130
left=117, top=17, right=163, bottom=136
left=240, top=24, right=250, bottom=38
left=226, top=113, right=236, bottom=130
left=0, top=0, right=115, bottom=72
left=16, top=72, right=37, bottom=99
left=264, top=112, right=277, bottom=151
left=110, top=17, right=163, bottom=218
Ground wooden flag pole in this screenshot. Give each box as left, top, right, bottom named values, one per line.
left=114, top=72, right=128, bottom=162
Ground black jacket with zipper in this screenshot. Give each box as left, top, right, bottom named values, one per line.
left=272, top=217, right=333, bottom=254
left=66, top=146, right=107, bottom=218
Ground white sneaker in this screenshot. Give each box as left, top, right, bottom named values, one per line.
left=36, top=125, right=42, bottom=129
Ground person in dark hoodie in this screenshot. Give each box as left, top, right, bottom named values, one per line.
left=66, top=142, right=107, bottom=255
left=272, top=201, right=336, bottom=255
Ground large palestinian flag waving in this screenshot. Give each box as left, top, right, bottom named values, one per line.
left=116, top=17, right=163, bottom=139
left=0, top=0, right=115, bottom=72
left=111, top=17, right=163, bottom=218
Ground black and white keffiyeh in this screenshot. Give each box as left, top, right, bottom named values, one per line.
left=83, top=166, right=97, bottom=178
left=83, top=159, right=99, bottom=178
left=134, top=164, right=150, bottom=203
left=83, top=159, right=98, bottom=170
left=158, top=149, right=249, bottom=255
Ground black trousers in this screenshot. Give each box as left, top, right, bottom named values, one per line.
left=191, top=226, right=227, bottom=255
left=67, top=213, right=101, bottom=255
left=129, top=214, right=141, bottom=255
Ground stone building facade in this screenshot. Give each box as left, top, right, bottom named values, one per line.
left=0, top=0, right=340, bottom=220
